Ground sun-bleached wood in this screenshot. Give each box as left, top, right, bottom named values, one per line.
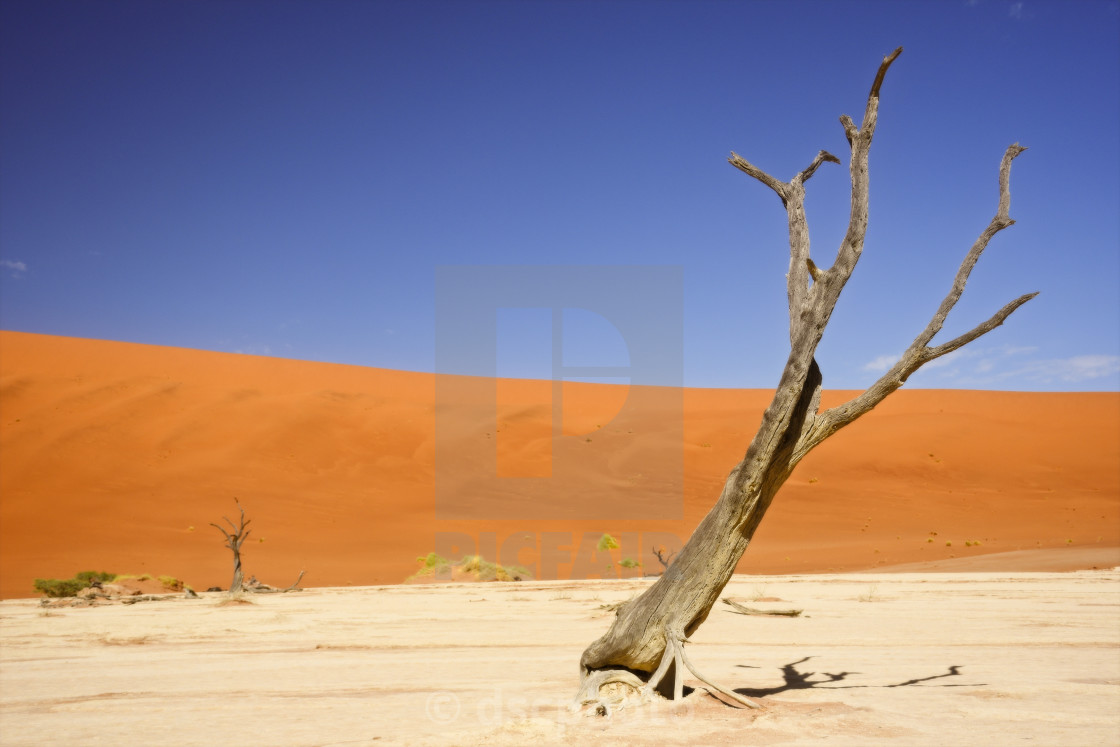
left=577, top=47, right=1037, bottom=712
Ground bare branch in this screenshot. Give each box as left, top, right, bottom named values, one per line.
left=804, top=144, right=1037, bottom=453
left=728, top=152, right=788, bottom=202
left=869, top=47, right=904, bottom=100
left=793, top=150, right=841, bottom=185
left=723, top=598, right=803, bottom=617
left=998, top=144, right=1028, bottom=220
left=728, top=149, right=830, bottom=339
left=911, top=144, right=1028, bottom=351
left=922, top=291, right=1039, bottom=364
left=808, top=289, right=1037, bottom=453
left=826, top=50, right=903, bottom=297
left=283, top=570, right=306, bottom=591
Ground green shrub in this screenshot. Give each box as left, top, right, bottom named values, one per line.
left=597, top=534, right=620, bottom=551
left=408, top=552, right=532, bottom=582
left=457, top=555, right=531, bottom=582
left=619, top=558, right=641, bottom=568
left=33, top=577, right=87, bottom=598
left=413, top=552, right=452, bottom=575
left=34, top=570, right=119, bottom=597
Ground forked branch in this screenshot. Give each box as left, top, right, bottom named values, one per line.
left=795, top=150, right=842, bottom=185
left=729, top=47, right=904, bottom=346
left=830, top=47, right=903, bottom=284
left=805, top=142, right=1037, bottom=451
left=727, top=149, right=841, bottom=337
left=912, top=144, right=1028, bottom=351
left=728, top=153, right=789, bottom=202
left=210, top=498, right=251, bottom=549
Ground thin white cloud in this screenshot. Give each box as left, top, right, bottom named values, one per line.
left=910, top=345, right=1119, bottom=388
left=861, top=353, right=898, bottom=373
left=1008, top=1, right=1031, bottom=20
left=928, top=344, right=1035, bottom=371
left=233, top=344, right=273, bottom=356
left=1022, top=355, right=1120, bottom=383
left=924, top=349, right=966, bottom=369
left=855, top=344, right=1120, bottom=389
left=1, top=259, right=27, bottom=276
left=862, top=348, right=970, bottom=375
left=997, top=345, right=1039, bottom=356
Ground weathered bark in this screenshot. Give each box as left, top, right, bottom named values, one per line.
left=211, top=499, right=251, bottom=594
left=577, top=47, right=1036, bottom=706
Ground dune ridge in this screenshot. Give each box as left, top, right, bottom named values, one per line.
left=1, top=330, right=1117, bottom=599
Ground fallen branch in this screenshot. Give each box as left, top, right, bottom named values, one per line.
left=283, top=569, right=305, bottom=591
left=120, top=594, right=178, bottom=605
left=244, top=570, right=306, bottom=594
left=722, top=597, right=803, bottom=617
left=40, top=587, right=204, bottom=608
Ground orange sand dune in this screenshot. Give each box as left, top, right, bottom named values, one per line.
left=1, top=331, right=1117, bottom=599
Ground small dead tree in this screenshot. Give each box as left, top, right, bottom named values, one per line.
left=211, top=499, right=251, bottom=593
left=576, top=48, right=1036, bottom=712
left=652, top=546, right=676, bottom=574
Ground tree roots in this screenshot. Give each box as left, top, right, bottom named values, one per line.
left=574, top=626, right=760, bottom=716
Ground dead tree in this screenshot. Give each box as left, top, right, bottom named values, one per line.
left=211, top=499, right=251, bottom=593
left=576, top=48, right=1036, bottom=712
left=652, top=546, right=676, bottom=574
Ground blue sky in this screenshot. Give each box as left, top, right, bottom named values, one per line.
left=2, top=0, right=1117, bottom=391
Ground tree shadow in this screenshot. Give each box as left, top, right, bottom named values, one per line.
left=732, top=657, right=983, bottom=699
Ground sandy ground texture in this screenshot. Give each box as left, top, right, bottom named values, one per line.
left=2, top=331, right=1118, bottom=599
left=1, top=568, right=1118, bottom=746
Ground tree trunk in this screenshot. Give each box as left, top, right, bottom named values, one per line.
left=581, top=360, right=822, bottom=675
left=578, top=47, right=1036, bottom=703
left=230, top=551, right=244, bottom=594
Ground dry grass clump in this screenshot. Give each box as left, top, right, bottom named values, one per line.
left=408, top=552, right=531, bottom=582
